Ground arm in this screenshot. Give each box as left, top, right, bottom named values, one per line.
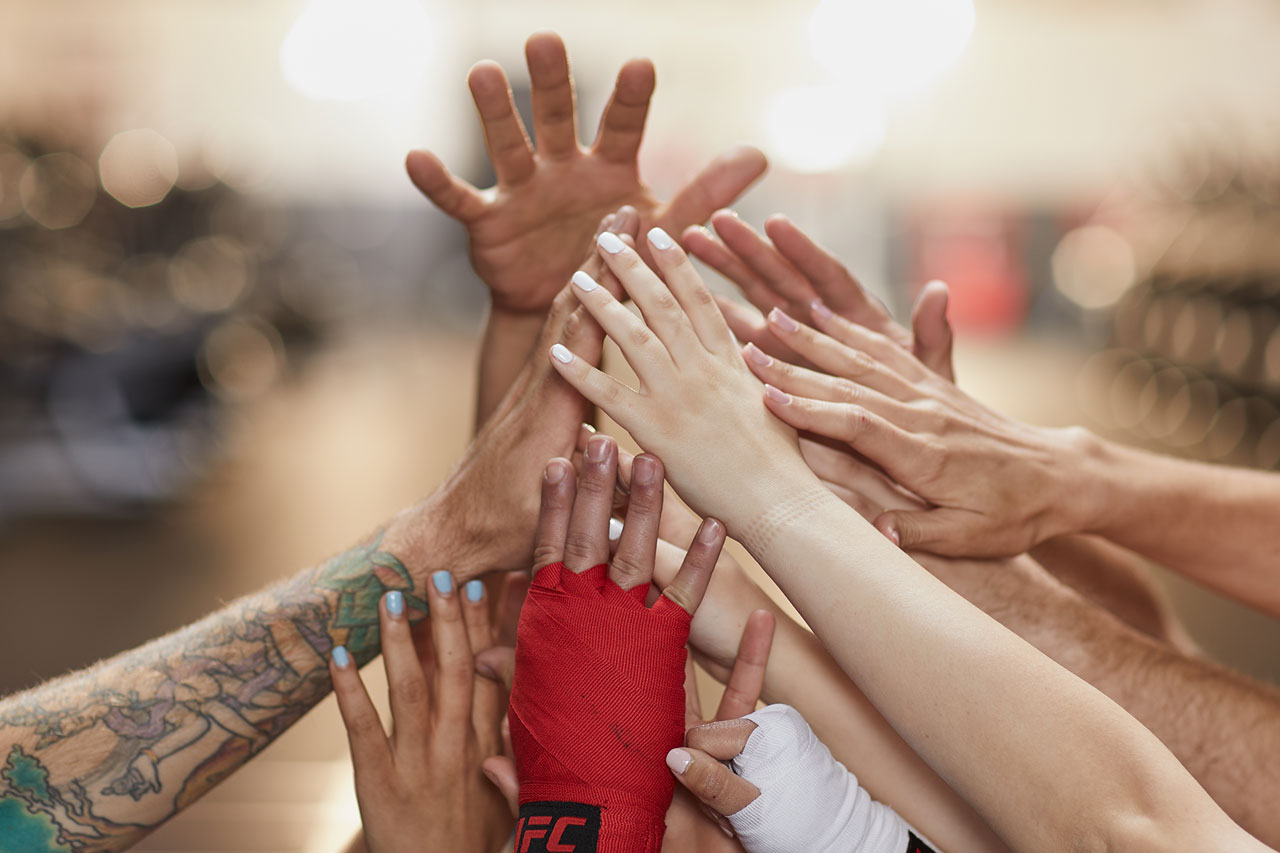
left=548, top=229, right=1265, bottom=851
left=0, top=265, right=600, bottom=850
left=404, top=32, right=767, bottom=426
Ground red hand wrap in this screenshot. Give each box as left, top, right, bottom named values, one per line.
left=510, top=562, right=691, bottom=853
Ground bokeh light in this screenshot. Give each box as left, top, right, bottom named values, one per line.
left=98, top=128, right=179, bottom=208
left=19, top=152, right=97, bottom=229
left=1051, top=225, right=1136, bottom=310
left=765, top=85, right=885, bottom=173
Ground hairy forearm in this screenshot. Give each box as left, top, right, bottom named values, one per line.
left=737, top=486, right=1255, bottom=851
left=921, top=550, right=1280, bottom=848
left=1080, top=436, right=1280, bottom=616
left=0, top=521, right=438, bottom=851
left=475, top=308, right=548, bottom=428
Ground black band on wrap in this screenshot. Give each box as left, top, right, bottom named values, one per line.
left=907, top=830, right=940, bottom=853
left=515, top=801, right=601, bottom=853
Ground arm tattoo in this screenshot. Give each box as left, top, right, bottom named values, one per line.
left=0, top=530, right=426, bottom=851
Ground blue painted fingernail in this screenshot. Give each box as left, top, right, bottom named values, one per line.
left=332, top=646, right=351, bottom=669
left=385, top=590, right=404, bottom=616
left=432, top=571, right=453, bottom=595
left=465, top=579, right=484, bottom=602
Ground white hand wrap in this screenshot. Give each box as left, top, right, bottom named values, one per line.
left=726, top=704, right=932, bottom=853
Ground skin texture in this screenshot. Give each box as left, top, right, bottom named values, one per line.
left=405, top=32, right=767, bottom=426
left=330, top=580, right=512, bottom=853
left=546, top=226, right=1267, bottom=851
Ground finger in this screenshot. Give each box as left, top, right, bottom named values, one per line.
left=742, top=343, right=926, bottom=427
left=912, top=279, right=956, bottom=382
left=711, top=211, right=816, bottom=307
left=428, top=570, right=475, bottom=731
left=655, top=487, right=702, bottom=548
left=645, top=227, right=739, bottom=354
left=533, top=459, right=577, bottom=571
left=567, top=264, right=673, bottom=379
left=797, top=305, right=929, bottom=385
left=467, top=60, right=536, bottom=185
left=463, top=579, right=502, bottom=749
left=330, top=647, right=393, bottom=778
left=763, top=388, right=925, bottom=487
left=712, top=294, right=805, bottom=366
left=594, top=232, right=702, bottom=358
left=659, top=518, right=725, bottom=615
left=875, top=508, right=978, bottom=556
left=821, top=477, right=883, bottom=521
left=496, top=572, right=530, bottom=647
left=563, top=433, right=618, bottom=573
left=481, top=755, right=520, bottom=817
left=714, top=610, right=774, bottom=720
left=404, top=150, right=487, bottom=224
left=474, top=646, right=516, bottom=693
left=611, top=204, right=642, bottom=241
left=799, top=439, right=926, bottom=513
left=524, top=31, right=579, bottom=159
left=659, top=146, right=768, bottom=233
left=547, top=342, right=641, bottom=429
left=685, top=718, right=759, bottom=760
left=593, top=58, right=655, bottom=164
left=770, top=308, right=926, bottom=396
left=667, top=745, right=759, bottom=817
left=611, top=453, right=664, bottom=589
left=380, top=592, right=431, bottom=754
left=686, top=225, right=787, bottom=316
left=683, top=654, right=704, bottom=728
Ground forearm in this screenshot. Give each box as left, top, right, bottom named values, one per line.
left=0, top=508, right=448, bottom=851
left=1080, top=435, right=1280, bottom=616
left=475, top=308, right=548, bottom=428
left=922, top=550, right=1280, bottom=848
left=737, top=484, right=1256, bottom=851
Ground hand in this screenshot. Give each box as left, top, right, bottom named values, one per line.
left=740, top=303, right=1094, bottom=557
left=547, top=228, right=825, bottom=541
left=329, top=577, right=512, bottom=853
left=407, top=32, right=767, bottom=315
left=684, top=211, right=954, bottom=380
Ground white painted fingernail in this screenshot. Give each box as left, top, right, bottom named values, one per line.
left=666, top=748, right=693, bottom=775
left=647, top=227, right=674, bottom=250
left=571, top=271, right=599, bottom=292
left=550, top=344, right=574, bottom=364
left=597, top=232, right=626, bottom=254
left=609, top=517, right=624, bottom=542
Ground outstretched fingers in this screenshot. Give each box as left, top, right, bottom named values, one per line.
left=712, top=210, right=816, bottom=308
left=533, top=459, right=577, bottom=570
left=524, top=31, right=579, bottom=159
left=593, top=58, right=656, bottom=164
left=404, top=150, right=488, bottom=224
left=659, top=518, right=726, bottom=616
left=610, top=453, right=664, bottom=590
left=714, top=610, right=775, bottom=721
left=330, top=647, right=393, bottom=778
left=768, top=308, right=926, bottom=397
left=659, top=146, right=768, bottom=233
left=644, top=227, right=739, bottom=354
left=467, top=60, right=536, bottom=185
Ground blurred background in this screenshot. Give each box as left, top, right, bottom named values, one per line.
left=4, top=0, right=1280, bottom=848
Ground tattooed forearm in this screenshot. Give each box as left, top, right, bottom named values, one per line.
left=0, top=530, right=425, bottom=852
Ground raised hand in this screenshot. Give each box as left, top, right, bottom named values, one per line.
left=329, top=577, right=512, bottom=853
left=684, top=211, right=954, bottom=380
left=407, top=32, right=767, bottom=316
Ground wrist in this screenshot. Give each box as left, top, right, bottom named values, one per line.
left=1066, top=428, right=1130, bottom=537
left=733, top=471, right=846, bottom=564
left=380, top=491, right=496, bottom=592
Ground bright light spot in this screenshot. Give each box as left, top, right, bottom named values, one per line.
left=19, top=153, right=97, bottom=230
left=1051, top=226, right=1136, bottom=310
left=99, top=129, right=179, bottom=208
left=280, top=0, right=432, bottom=101
left=199, top=317, right=284, bottom=401
left=809, top=0, right=975, bottom=102
left=765, top=85, right=885, bottom=173
left=169, top=236, right=251, bottom=312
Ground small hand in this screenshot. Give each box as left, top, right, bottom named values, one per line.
left=684, top=211, right=954, bottom=380
left=407, top=32, right=767, bottom=315
left=329, top=578, right=512, bottom=853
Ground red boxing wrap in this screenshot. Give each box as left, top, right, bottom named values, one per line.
left=510, top=562, right=691, bottom=853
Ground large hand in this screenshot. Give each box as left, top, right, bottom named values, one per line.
left=740, top=305, right=1093, bottom=557
left=684, top=212, right=954, bottom=380
left=407, top=32, right=767, bottom=315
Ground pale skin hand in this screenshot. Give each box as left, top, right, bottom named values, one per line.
left=406, top=32, right=767, bottom=423
left=546, top=227, right=1265, bottom=851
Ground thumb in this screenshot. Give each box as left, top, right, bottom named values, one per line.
left=911, top=280, right=955, bottom=382
left=666, top=746, right=759, bottom=817
left=480, top=755, right=519, bottom=816
left=874, top=508, right=968, bottom=555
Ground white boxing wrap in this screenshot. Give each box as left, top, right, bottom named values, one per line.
left=726, top=704, right=933, bottom=853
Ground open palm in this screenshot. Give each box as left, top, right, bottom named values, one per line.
left=406, top=32, right=767, bottom=314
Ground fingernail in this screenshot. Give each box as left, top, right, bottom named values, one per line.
left=885, top=525, right=901, bottom=547
left=633, top=454, right=659, bottom=486
left=432, top=571, right=453, bottom=596
left=743, top=342, right=772, bottom=368
left=550, top=344, right=574, bottom=364
left=545, top=459, right=568, bottom=483
left=666, top=748, right=693, bottom=775
left=385, top=591, right=404, bottom=617
left=586, top=434, right=610, bottom=463
left=647, top=227, right=675, bottom=250
left=332, top=646, right=351, bottom=669
left=571, top=271, right=599, bottom=292
left=465, top=579, right=484, bottom=602
left=597, top=232, right=626, bottom=254
left=810, top=299, right=834, bottom=321
left=581, top=422, right=597, bottom=434
left=609, top=517, right=624, bottom=542
left=699, top=518, right=724, bottom=543
left=764, top=384, right=792, bottom=406
left=769, top=307, right=799, bottom=333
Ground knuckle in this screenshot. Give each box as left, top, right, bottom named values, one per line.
left=653, top=289, right=680, bottom=313
left=627, top=325, right=654, bottom=348
left=348, top=711, right=383, bottom=740
left=390, top=675, right=429, bottom=707
left=562, top=530, right=602, bottom=564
